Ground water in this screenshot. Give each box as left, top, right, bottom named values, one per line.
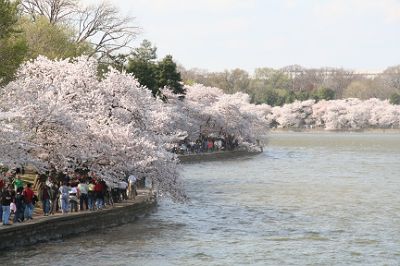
left=2, top=132, right=400, bottom=265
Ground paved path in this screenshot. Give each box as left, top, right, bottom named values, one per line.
left=0, top=189, right=152, bottom=230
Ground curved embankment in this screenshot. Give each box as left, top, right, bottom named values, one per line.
left=178, top=149, right=263, bottom=163
left=0, top=191, right=156, bottom=250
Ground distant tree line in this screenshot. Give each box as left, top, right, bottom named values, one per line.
left=179, top=65, right=400, bottom=105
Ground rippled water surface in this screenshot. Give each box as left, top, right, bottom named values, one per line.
left=3, top=132, right=400, bottom=265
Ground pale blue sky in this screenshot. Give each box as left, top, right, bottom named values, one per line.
left=100, top=0, right=400, bottom=72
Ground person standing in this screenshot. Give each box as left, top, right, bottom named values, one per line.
left=88, top=180, right=95, bottom=211
left=13, top=187, right=25, bottom=223
left=69, top=184, right=78, bottom=212
left=39, top=185, right=50, bottom=216
left=0, top=184, right=3, bottom=223
left=59, top=182, right=70, bottom=214
left=118, top=181, right=128, bottom=201
left=48, top=182, right=59, bottom=215
left=13, top=175, right=24, bottom=192
left=1, top=185, right=15, bottom=225
left=77, top=181, right=89, bottom=211
left=23, top=183, right=34, bottom=220
left=94, top=180, right=104, bottom=210
left=127, top=175, right=137, bottom=200
left=0, top=176, right=5, bottom=191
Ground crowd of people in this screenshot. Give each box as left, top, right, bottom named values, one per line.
left=0, top=168, right=141, bottom=226
left=172, top=133, right=239, bottom=155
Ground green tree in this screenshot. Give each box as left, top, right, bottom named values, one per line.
left=0, top=0, right=18, bottom=38
left=248, top=68, right=292, bottom=104
left=285, top=90, right=296, bottom=104
left=224, top=68, right=250, bottom=94
left=128, top=59, right=158, bottom=94
left=157, top=55, right=184, bottom=94
left=266, top=89, right=287, bottom=106
left=132, top=39, right=157, bottom=61
left=20, top=16, right=92, bottom=60
left=127, top=40, right=184, bottom=96
left=295, top=91, right=311, bottom=101
left=343, top=79, right=377, bottom=99
left=389, top=92, right=400, bottom=105
left=0, top=0, right=27, bottom=85
left=312, top=87, right=336, bottom=101
left=0, top=37, right=27, bottom=85
left=126, top=39, right=158, bottom=95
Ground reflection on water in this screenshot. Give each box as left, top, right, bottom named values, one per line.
left=2, top=132, right=400, bottom=265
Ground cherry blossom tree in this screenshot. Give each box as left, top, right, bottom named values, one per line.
left=163, top=84, right=270, bottom=150
left=271, top=100, right=315, bottom=128
left=269, top=98, right=400, bottom=130
left=0, top=56, right=186, bottom=200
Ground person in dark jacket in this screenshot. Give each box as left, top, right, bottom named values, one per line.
left=1, top=185, right=15, bottom=225
left=49, top=182, right=59, bottom=215
left=39, top=185, right=50, bottom=216
left=13, top=187, right=25, bottom=223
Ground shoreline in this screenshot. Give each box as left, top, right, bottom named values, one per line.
left=178, top=149, right=263, bottom=163
left=269, top=128, right=400, bottom=134
left=0, top=190, right=156, bottom=250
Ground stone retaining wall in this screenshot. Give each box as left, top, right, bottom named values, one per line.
left=178, top=150, right=262, bottom=163
left=0, top=195, right=156, bottom=250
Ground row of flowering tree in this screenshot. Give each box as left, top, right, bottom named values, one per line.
left=160, top=84, right=271, bottom=151
left=269, top=98, right=400, bottom=130
left=0, top=57, right=271, bottom=201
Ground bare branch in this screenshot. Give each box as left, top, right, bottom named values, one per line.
left=73, top=2, right=139, bottom=60
left=19, top=0, right=139, bottom=59
left=20, top=0, right=78, bottom=24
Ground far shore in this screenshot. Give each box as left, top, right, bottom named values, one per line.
left=269, top=128, right=400, bottom=134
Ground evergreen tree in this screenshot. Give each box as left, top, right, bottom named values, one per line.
left=132, top=39, right=157, bottom=61
left=157, top=55, right=184, bottom=94
left=128, top=59, right=158, bottom=95
left=127, top=40, right=184, bottom=96
left=0, top=0, right=18, bottom=38
left=126, top=39, right=158, bottom=95
left=0, top=0, right=27, bottom=85
left=389, top=92, right=400, bottom=105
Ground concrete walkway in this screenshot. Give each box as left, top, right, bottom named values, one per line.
left=178, top=149, right=262, bottom=163
left=0, top=189, right=153, bottom=231
left=0, top=189, right=156, bottom=250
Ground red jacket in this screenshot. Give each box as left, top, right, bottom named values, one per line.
left=23, top=187, right=34, bottom=204
left=94, top=183, right=104, bottom=193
